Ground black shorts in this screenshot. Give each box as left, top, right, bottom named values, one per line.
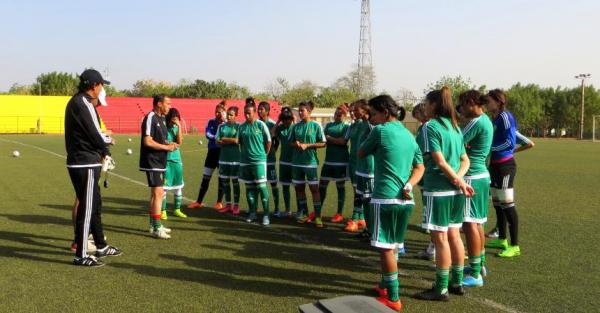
left=145, top=171, right=164, bottom=187
left=204, top=148, right=221, bottom=169
left=489, top=158, right=516, bottom=190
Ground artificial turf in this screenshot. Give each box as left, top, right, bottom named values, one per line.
left=0, top=134, right=598, bottom=313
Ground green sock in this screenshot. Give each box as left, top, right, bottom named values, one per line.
left=336, top=183, right=345, bottom=214
left=480, top=249, right=486, bottom=267
left=151, top=214, right=162, bottom=231
left=435, top=269, right=449, bottom=294
left=161, top=192, right=167, bottom=212
left=314, top=202, right=322, bottom=217
left=174, top=194, right=182, bottom=210
left=362, top=197, right=371, bottom=222
left=357, top=207, right=364, bottom=221
left=258, top=184, right=270, bottom=215
left=233, top=181, right=240, bottom=204
left=282, top=185, right=291, bottom=212
left=352, top=211, right=360, bottom=221
left=221, top=178, right=231, bottom=204
left=271, top=184, right=280, bottom=212
left=469, top=255, right=482, bottom=279
left=297, top=198, right=308, bottom=215
left=451, top=265, right=464, bottom=287
left=246, top=184, right=257, bottom=213
left=319, top=183, right=328, bottom=207
left=383, top=272, right=400, bottom=302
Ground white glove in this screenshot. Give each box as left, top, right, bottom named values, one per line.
left=102, top=155, right=116, bottom=172
left=403, top=182, right=413, bottom=193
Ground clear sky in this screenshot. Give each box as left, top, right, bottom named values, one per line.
left=1, top=0, right=599, bottom=96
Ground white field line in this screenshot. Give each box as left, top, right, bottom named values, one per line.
left=0, top=137, right=522, bottom=313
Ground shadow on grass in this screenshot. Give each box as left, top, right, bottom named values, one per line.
left=0, top=231, right=71, bottom=265
left=112, top=257, right=361, bottom=299
left=199, top=238, right=373, bottom=274
left=0, top=211, right=172, bottom=238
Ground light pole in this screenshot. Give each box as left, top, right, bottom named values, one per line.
left=575, top=73, right=591, bottom=140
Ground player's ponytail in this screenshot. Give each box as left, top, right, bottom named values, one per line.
left=426, top=86, right=458, bottom=130
left=367, top=95, right=406, bottom=121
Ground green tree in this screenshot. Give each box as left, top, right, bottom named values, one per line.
left=424, top=75, right=483, bottom=104
left=8, top=83, right=33, bottom=95
left=30, top=71, right=79, bottom=95
left=335, top=66, right=376, bottom=98
left=316, top=86, right=356, bottom=108
left=279, top=80, right=319, bottom=107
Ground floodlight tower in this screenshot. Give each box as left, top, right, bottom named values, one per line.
left=357, top=0, right=373, bottom=96
left=575, top=73, right=591, bottom=140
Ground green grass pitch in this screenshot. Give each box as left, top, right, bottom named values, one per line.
left=0, top=134, right=598, bottom=313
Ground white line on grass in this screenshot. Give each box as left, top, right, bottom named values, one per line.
left=0, top=137, right=522, bottom=313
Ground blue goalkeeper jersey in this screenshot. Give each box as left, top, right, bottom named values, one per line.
left=205, top=118, right=223, bottom=150
left=491, top=111, right=517, bottom=162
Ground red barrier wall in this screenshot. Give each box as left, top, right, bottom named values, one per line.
left=97, top=97, right=281, bottom=134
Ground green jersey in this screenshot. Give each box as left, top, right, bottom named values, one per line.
left=238, top=119, right=271, bottom=164
left=324, top=121, right=350, bottom=164
left=356, top=120, right=374, bottom=176
left=166, top=125, right=181, bottom=162
left=263, top=118, right=277, bottom=163
left=215, top=122, right=241, bottom=163
left=422, top=117, right=466, bottom=191
left=346, top=119, right=363, bottom=165
left=462, top=114, right=493, bottom=176
left=276, top=123, right=294, bottom=164
left=361, top=121, right=423, bottom=200
left=288, top=119, right=325, bottom=166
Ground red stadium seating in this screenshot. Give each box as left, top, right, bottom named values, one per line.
left=97, top=97, right=281, bottom=134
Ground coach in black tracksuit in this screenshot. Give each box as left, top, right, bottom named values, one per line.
left=65, top=69, right=121, bottom=267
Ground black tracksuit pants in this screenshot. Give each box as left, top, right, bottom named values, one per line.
left=68, top=167, right=107, bottom=258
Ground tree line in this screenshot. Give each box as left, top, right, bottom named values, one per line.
left=4, top=71, right=599, bottom=137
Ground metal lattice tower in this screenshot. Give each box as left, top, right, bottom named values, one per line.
left=357, top=0, right=373, bottom=96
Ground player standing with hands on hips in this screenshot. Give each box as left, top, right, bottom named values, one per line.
left=65, top=69, right=122, bottom=267
left=140, top=94, right=178, bottom=239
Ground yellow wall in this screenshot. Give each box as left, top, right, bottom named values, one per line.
left=0, top=95, right=71, bottom=133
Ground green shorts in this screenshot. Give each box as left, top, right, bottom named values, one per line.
left=218, top=162, right=239, bottom=179
left=292, top=165, right=319, bottom=185
left=370, top=200, right=415, bottom=250
left=463, top=174, right=491, bottom=224
left=279, top=162, right=293, bottom=185
left=267, top=162, right=278, bottom=183
left=239, top=163, right=267, bottom=184
left=320, top=163, right=349, bottom=182
left=356, top=173, right=374, bottom=197
left=164, top=161, right=184, bottom=190
left=421, top=190, right=465, bottom=232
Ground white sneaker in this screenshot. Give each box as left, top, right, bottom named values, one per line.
left=152, top=227, right=171, bottom=239
left=149, top=226, right=172, bottom=234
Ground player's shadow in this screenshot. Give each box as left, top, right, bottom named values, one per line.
left=0, top=211, right=155, bottom=238
left=0, top=230, right=72, bottom=265
left=199, top=237, right=373, bottom=274
left=199, top=212, right=379, bottom=258
left=166, top=254, right=368, bottom=291
left=111, top=260, right=353, bottom=298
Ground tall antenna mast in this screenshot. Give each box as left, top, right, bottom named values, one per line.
left=357, top=0, right=373, bottom=96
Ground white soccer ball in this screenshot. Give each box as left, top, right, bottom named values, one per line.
left=128, top=138, right=132, bottom=142
left=198, top=140, right=203, bottom=145
left=12, top=150, right=20, bottom=157
left=126, top=148, right=133, bottom=155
